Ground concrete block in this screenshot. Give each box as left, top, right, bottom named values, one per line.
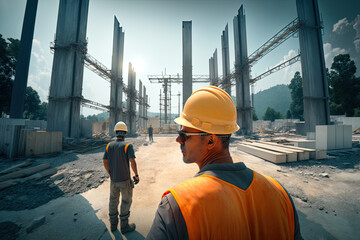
left=290, top=140, right=316, bottom=149
left=238, top=143, right=286, bottom=164
left=343, top=125, right=352, bottom=149
left=335, top=125, right=344, bottom=149
left=316, top=125, right=336, bottom=150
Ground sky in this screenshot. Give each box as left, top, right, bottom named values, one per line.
left=0, top=0, right=359, bottom=117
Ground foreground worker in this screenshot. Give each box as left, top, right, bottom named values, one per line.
left=103, top=121, right=139, bottom=233
left=147, top=86, right=302, bottom=239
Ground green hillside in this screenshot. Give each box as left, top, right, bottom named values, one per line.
left=253, top=84, right=291, bottom=119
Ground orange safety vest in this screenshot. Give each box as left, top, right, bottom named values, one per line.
left=162, top=172, right=295, bottom=240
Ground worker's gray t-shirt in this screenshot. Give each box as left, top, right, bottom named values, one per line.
left=103, top=139, right=135, bottom=182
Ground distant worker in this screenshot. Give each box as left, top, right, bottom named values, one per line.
left=148, top=125, right=153, bottom=142
left=103, top=121, right=140, bottom=233
left=147, top=86, right=302, bottom=239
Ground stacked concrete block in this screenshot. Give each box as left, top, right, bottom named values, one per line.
left=316, top=125, right=335, bottom=150
left=316, top=125, right=352, bottom=150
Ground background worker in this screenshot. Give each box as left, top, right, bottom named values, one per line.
left=103, top=121, right=140, bottom=233
left=148, top=125, right=153, bottom=142
left=147, top=86, right=302, bottom=239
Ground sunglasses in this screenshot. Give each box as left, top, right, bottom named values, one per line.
left=177, top=130, right=212, bottom=142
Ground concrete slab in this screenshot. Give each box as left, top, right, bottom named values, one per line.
left=335, top=125, right=344, bottom=149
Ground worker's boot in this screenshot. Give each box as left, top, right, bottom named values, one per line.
left=109, top=213, right=118, bottom=232
left=120, top=219, right=136, bottom=234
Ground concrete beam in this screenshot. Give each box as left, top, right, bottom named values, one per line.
left=182, top=21, right=192, bottom=107
left=242, top=141, right=297, bottom=162
left=238, top=143, right=286, bottom=164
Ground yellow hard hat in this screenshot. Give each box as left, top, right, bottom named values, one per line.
left=114, top=121, right=128, bottom=132
left=174, top=86, right=240, bottom=134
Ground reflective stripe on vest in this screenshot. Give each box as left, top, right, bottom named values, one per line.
left=106, top=143, right=130, bottom=154
left=163, top=172, right=295, bottom=240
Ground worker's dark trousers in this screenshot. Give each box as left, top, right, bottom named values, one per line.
left=109, top=179, right=134, bottom=225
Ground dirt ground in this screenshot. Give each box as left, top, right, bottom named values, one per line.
left=0, top=134, right=359, bottom=239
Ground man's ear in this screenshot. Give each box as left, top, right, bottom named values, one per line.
left=207, top=135, right=217, bottom=149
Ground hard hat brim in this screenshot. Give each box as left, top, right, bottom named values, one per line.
left=174, top=116, right=240, bottom=134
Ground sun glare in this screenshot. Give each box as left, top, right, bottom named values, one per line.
left=132, top=58, right=145, bottom=73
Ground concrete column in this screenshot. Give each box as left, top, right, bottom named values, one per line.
left=209, top=49, right=219, bottom=86
left=182, top=21, right=192, bottom=107
left=296, top=0, right=330, bottom=137
left=209, top=58, right=214, bottom=85
left=221, top=24, right=231, bottom=95
left=109, top=16, right=125, bottom=136
left=143, top=86, right=146, bottom=130
left=10, top=0, right=38, bottom=119
left=145, top=94, right=148, bottom=128
left=213, top=49, right=218, bottom=85
left=126, top=63, right=136, bottom=135
left=48, top=0, right=89, bottom=138
left=233, top=5, right=252, bottom=135
left=138, top=80, right=143, bottom=132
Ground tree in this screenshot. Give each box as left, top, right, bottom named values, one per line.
left=328, top=54, right=360, bottom=116
left=0, top=35, right=19, bottom=114
left=263, top=107, right=282, bottom=121
left=1, top=35, right=47, bottom=120
left=288, top=72, right=304, bottom=120
left=253, top=111, right=258, bottom=121
left=286, top=110, right=291, bottom=119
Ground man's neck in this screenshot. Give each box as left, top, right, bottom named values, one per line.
left=198, top=149, right=233, bottom=170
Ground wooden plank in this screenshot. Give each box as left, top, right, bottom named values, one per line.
left=0, top=168, right=57, bottom=190
left=0, top=160, right=33, bottom=176
left=258, top=141, right=309, bottom=161
left=237, top=143, right=286, bottom=164
left=242, top=141, right=297, bottom=162
left=0, top=163, right=50, bottom=182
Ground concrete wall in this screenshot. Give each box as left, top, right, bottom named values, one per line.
left=93, top=122, right=109, bottom=135
left=80, top=119, right=92, bottom=138
left=25, top=131, right=62, bottom=157
left=330, top=116, right=360, bottom=131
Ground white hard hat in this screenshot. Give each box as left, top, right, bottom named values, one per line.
left=114, top=121, right=128, bottom=132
